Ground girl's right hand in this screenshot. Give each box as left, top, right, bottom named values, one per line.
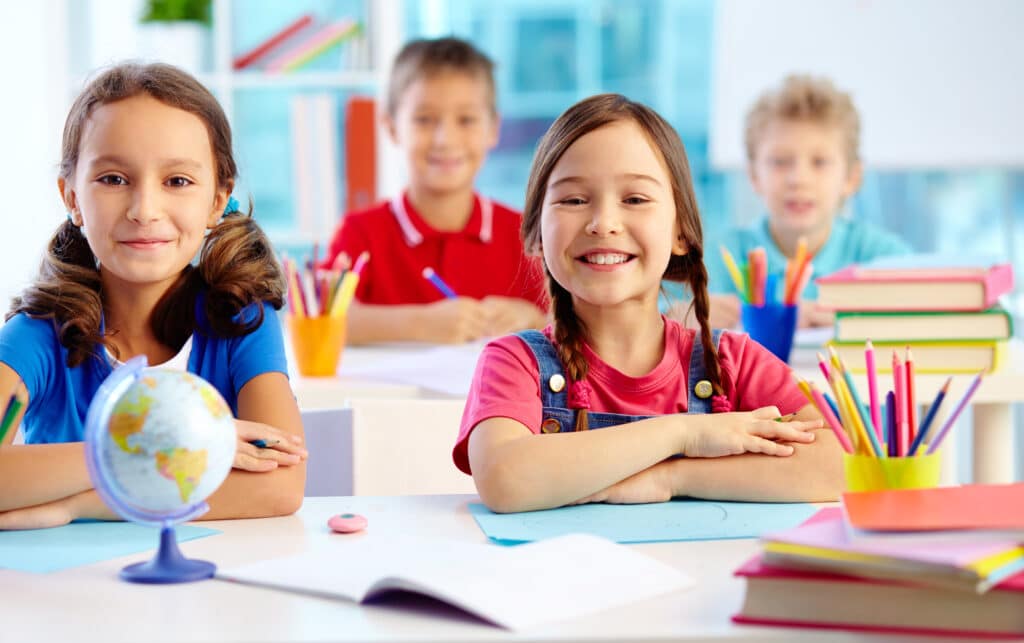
left=233, top=419, right=308, bottom=472
left=681, top=406, right=820, bottom=458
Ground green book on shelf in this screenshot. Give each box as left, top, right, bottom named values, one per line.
left=833, top=308, right=1013, bottom=343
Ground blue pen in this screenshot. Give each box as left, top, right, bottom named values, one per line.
left=249, top=439, right=280, bottom=449
left=422, top=267, right=457, bottom=299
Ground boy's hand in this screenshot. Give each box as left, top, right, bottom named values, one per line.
left=481, top=296, right=546, bottom=336
left=667, top=294, right=741, bottom=330
left=234, top=420, right=307, bottom=472
left=681, top=406, right=819, bottom=458
left=571, top=462, right=674, bottom=506
left=798, top=300, right=835, bottom=328
left=419, top=297, right=491, bottom=343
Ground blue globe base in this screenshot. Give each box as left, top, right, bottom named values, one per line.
left=120, top=526, right=215, bottom=584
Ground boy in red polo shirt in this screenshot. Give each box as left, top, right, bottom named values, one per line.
left=321, top=37, right=547, bottom=344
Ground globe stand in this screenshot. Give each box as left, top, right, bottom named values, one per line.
left=120, top=526, right=215, bottom=584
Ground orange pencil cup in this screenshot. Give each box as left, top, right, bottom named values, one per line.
left=843, top=453, right=940, bottom=492
left=287, top=315, right=346, bottom=377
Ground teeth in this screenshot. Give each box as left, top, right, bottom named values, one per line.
left=586, top=253, right=629, bottom=265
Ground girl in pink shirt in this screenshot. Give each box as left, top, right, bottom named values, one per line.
left=454, top=95, right=844, bottom=512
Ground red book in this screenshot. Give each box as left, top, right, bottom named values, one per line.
left=344, top=96, right=376, bottom=212
left=733, top=554, right=1024, bottom=638
left=233, top=15, right=314, bottom=70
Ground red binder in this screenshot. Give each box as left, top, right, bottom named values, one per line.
left=344, top=96, right=376, bottom=212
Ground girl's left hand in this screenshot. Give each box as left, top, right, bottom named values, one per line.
left=571, top=462, right=673, bottom=506
left=0, top=490, right=116, bottom=530
left=234, top=419, right=308, bottom=472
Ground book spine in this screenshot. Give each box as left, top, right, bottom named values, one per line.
left=344, top=96, right=376, bottom=212
left=232, top=14, right=314, bottom=70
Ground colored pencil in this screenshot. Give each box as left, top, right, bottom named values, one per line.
left=808, top=382, right=854, bottom=453
left=885, top=390, right=896, bottom=456
left=719, top=245, right=748, bottom=302
left=905, top=346, right=917, bottom=446
left=926, top=371, right=984, bottom=455
left=865, top=339, right=882, bottom=442
left=908, top=376, right=952, bottom=456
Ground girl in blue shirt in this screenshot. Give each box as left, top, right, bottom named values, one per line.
left=0, top=63, right=307, bottom=529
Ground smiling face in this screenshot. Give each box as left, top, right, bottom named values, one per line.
left=748, top=119, right=862, bottom=239
left=386, top=69, right=498, bottom=198
left=540, top=119, right=686, bottom=314
left=60, top=94, right=229, bottom=297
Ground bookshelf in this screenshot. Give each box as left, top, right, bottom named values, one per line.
left=62, top=0, right=406, bottom=254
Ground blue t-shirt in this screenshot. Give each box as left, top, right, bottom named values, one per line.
left=663, top=216, right=911, bottom=306
left=0, top=300, right=287, bottom=445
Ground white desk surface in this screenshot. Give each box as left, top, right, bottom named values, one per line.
left=2, top=495, right=970, bottom=643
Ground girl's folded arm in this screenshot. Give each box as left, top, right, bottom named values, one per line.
left=202, top=371, right=306, bottom=519
left=468, top=414, right=692, bottom=513
left=662, top=403, right=844, bottom=502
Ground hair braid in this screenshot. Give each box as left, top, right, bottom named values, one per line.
left=548, top=277, right=591, bottom=431
left=686, top=255, right=725, bottom=397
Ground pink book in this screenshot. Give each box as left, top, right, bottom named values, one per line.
left=815, top=261, right=1013, bottom=312
left=761, top=507, right=1024, bottom=592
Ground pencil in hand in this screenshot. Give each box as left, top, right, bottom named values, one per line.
left=0, top=380, right=26, bottom=444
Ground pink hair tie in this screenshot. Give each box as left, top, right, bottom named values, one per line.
left=567, top=380, right=592, bottom=410
left=710, top=394, right=732, bottom=413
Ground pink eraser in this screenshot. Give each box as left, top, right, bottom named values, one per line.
left=327, top=513, right=367, bottom=533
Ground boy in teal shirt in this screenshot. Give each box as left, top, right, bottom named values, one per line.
left=667, top=75, right=910, bottom=328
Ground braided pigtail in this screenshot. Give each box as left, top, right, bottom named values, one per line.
left=549, top=278, right=591, bottom=431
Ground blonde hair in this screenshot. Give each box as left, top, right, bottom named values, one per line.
left=745, top=74, right=861, bottom=164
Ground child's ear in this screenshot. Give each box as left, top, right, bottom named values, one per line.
left=58, top=178, right=82, bottom=226
left=671, top=225, right=689, bottom=256
left=485, top=111, right=501, bottom=151
left=842, top=159, right=864, bottom=198
left=747, top=162, right=766, bottom=197
left=209, top=181, right=234, bottom=227
left=382, top=112, right=400, bottom=146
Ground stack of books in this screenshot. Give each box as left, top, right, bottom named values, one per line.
left=734, top=483, right=1024, bottom=638
left=816, top=256, right=1015, bottom=373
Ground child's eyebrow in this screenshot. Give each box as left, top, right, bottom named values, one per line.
left=549, top=173, right=663, bottom=189
left=86, top=155, right=204, bottom=171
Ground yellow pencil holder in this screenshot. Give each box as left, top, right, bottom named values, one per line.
left=843, top=452, right=941, bottom=492
left=287, top=314, right=346, bottom=377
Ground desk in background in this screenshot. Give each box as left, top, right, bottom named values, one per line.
left=0, top=494, right=945, bottom=643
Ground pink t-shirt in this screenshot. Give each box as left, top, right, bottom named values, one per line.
left=453, top=317, right=808, bottom=474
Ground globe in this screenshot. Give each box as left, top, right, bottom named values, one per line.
left=85, top=356, right=237, bottom=583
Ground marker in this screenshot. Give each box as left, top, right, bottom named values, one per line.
left=248, top=439, right=280, bottom=449
left=422, top=267, right=457, bottom=299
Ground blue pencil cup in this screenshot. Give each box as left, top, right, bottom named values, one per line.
left=741, top=303, right=798, bottom=363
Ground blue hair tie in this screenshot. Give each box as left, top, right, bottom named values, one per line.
left=224, top=195, right=240, bottom=216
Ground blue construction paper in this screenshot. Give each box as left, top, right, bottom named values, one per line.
left=0, top=521, right=220, bottom=573
left=469, top=500, right=817, bottom=545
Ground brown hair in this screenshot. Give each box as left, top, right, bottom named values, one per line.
left=8, top=62, right=284, bottom=368
left=522, top=94, right=724, bottom=431
left=745, top=74, right=861, bottom=164
left=386, top=36, right=496, bottom=116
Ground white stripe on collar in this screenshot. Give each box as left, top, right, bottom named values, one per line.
left=389, top=194, right=493, bottom=247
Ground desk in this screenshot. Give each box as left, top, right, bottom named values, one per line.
left=1, top=495, right=960, bottom=643
left=790, top=342, right=1024, bottom=485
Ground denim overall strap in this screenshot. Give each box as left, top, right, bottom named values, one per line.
left=687, top=328, right=725, bottom=414
left=515, top=330, right=569, bottom=409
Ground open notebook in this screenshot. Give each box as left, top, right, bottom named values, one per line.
left=217, top=533, right=692, bottom=630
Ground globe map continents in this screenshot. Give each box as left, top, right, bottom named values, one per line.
left=94, top=366, right=236, bottom=517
